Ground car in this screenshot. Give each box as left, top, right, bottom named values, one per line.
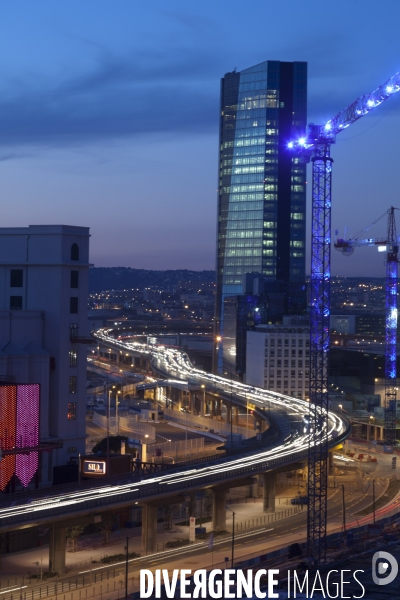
left=291, top=495, right=309, bottom=505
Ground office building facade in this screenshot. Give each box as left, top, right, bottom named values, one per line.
left=246, top=321, right=310, bottom=399
left=215, top=60, right=308, bottom=374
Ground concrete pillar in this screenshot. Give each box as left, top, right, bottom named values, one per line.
left=328, top=451, right=334, bottom=476
left=142, top=503, right=158, bottom=554
left=366, top=424, right=371, bottom=441
left=225, top=402, right=232, bottom=424
left=263, top=472, right=276, bottom=512
left=251, top=475, right=260, bottom=498
left=216, top=399, right=221, bottom=416
left=177, top=389, right=182, bottom=411
left=210, top=398, right=215, bottom=418
left=212, top=487, right=227, bottom=530
left=49, top=523, right=66, bottom=574
left=200, top=393, right=206, bottom=417
left=234, top=406, right=239, bottom=426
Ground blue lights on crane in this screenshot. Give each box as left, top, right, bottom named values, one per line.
left=289, top=68, right=400, bottom=562
left=334, top=208, right=399, bottom=446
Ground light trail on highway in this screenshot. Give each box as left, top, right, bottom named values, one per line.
left=0, top=329, right=349, bottom=527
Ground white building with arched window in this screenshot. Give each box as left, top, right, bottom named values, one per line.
left=0, top=225, right=90, bottom=485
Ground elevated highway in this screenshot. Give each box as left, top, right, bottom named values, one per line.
left=0, top=329, right=350, bottom=541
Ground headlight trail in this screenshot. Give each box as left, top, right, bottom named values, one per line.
left=0, top=329, right=349, bottom=526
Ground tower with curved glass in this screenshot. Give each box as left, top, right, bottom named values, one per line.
left=214, top=60, right=307, bottom=375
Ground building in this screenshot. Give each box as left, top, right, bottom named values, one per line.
left=246, top=320, right=310, bottom=399
left=214, top=60, right=307, bottom=375
left=0, top=225, right=91, bottom=486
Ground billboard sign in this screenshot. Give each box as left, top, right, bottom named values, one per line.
left=83, top=460, right=106, bottom=475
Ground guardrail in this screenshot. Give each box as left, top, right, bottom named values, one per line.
left=0, top=425, right=349, bottom=531
left=91, top=412, right=156, bottom=442
left=163, top=408, right=253, bottom=438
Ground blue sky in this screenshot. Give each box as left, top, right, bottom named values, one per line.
left=2, top=0, right=400, bottom=275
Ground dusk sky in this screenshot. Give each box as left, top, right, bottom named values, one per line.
left=2, top=0, right=400, bottom=276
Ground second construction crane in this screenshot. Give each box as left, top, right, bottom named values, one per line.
left=335, top=207, right=399, bottom=447
left=289, top=69, right=400, bottom=561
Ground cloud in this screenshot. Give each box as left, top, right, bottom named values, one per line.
left=0, top=48, right=221, bottom=151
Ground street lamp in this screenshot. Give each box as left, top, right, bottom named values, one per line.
left=341, top=485, right=346, bottom=545
left=107, top=388, right=112, bottom=476
left=372, top=479, right=376, bottom=524
left=125, top=536, right=129, bottom=599
left=338, top=404, right=343, bottom=414
left=201, top=384, right=205, bottom=416
left=224, top=372, right=234, bottom=452
left=225, top=506, right=236, bottom=568
left=116, top=390, right=122, bottom=435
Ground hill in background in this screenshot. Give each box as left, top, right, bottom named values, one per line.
left=89, top=267, right=215, bottom=293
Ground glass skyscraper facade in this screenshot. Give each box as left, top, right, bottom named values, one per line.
left=214, top=60, right=307, bottom=375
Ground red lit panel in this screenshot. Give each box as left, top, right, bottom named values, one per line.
left=0, top=386, right=16, bottom=490
left=16, top=384, right=40, bottom=487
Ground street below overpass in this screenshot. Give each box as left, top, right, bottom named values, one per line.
left=0, top=460, right=394, bottom=600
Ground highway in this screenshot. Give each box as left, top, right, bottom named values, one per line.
left=0, top=328, right=350, bottom=531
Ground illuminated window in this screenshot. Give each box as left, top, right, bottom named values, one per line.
left=68, top=402, right=77, bottom=420
left=69, top=376, right=77, bottom=394
left=69, top=350, right=77, bottom=367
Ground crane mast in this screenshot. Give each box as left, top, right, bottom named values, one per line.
left=290, top=69, right=400, bottom=562
left=384, top=208, right=397, bottom=446
left=334, top=207, right=398, bottom=447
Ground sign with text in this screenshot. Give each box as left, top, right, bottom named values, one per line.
left=83, top=460, right=106, bottom=475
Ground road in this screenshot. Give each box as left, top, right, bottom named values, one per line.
left=0, top=330, right=349, bottom=534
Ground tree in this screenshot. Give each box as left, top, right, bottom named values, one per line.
left=100, top=512, right=116, bottom=544
left=92, top=435, right=128, bottom=454
left=66, top=526, right=84, bottom=552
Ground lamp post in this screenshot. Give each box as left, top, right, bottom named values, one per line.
left=225, top=506, right=235, bottom=568
left=341, top=484, right=346, bottom=544
left=107, top=388, right=112, bottom=476
left=116, top=390, right=122, bottom=436
left=372, top=479, right=376, bottom=524
left=224, top=372, right=234, bottom=452
left=125, top=536, right=129, bottom=599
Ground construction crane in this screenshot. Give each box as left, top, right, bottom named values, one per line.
left=289, top=70, right=400, bottom=562
left=335, top=207, right=399, bottom=447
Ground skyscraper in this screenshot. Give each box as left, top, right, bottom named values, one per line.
left=214, top=60, right=307, bottom=375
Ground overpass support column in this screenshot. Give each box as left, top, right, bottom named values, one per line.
left=234, top=406, right=239, bottom=426
left=216, top=399, right=221, bottom=417
left=200, top=394, right=206, bottom=417
left=225, top=402, right=232, bottom=424
left=142, top=503, right=158, bottom=554
left=328, top=450, right=334, bottom=476
left=177, top=389, right=183, bottom=411
left=251, top=475, right=260, bottom=498
left=212, top=487, right=227, bottom=531
left=263, top=472, right=276, bottom=512
left=210, top=399, right=215, bottom=418
left=49, top=523, right=66, bottom=575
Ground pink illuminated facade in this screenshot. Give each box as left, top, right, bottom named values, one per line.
left=0, top=383, right=39, bottom=490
